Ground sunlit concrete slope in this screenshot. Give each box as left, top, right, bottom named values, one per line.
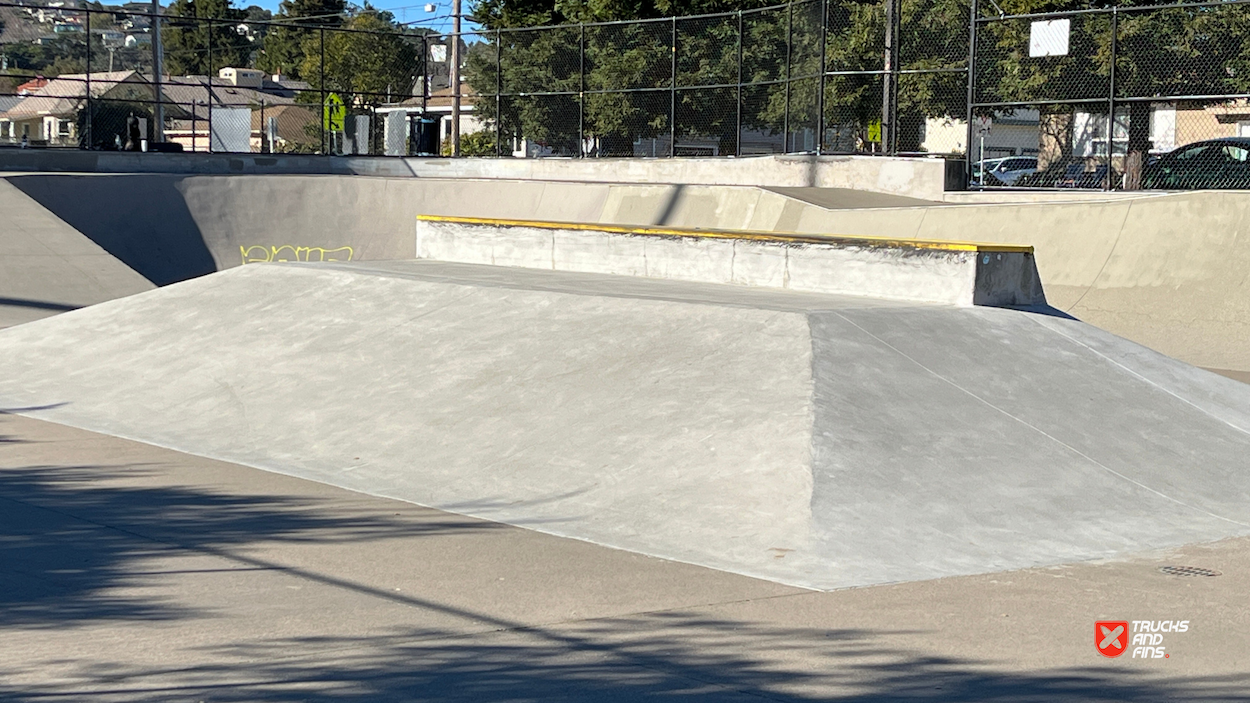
left=0, top=180, right=153, bottom=328
left=1, top=261, right=1248, bottom=590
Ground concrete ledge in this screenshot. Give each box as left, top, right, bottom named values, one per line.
left=416, top=216, right=1044, bottom=307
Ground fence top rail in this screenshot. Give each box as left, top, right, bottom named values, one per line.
left=976, top=0, right=1250, bottom=23
left=0, top=0, right=815, bottom=38
left=492, top=0, right=812, bottom=34
left=0, top=0, right=437, bottom=39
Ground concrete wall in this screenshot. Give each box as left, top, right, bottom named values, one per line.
left=3, top=170, right=1248, bottom=373
left=0, top=149, right=953, bottom=200
left=0, top=180, right=153, bottom=328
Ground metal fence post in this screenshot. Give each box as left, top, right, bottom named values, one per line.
left=496, top=30, right=502, bottom=157
left=736, top=11, right=743, bottom=157
left=579, top=23, right=585, bottom=156
left=784, top=2, right=792, bottom=152
left=670, top=16, right=677, bottom=157
left=817, top=0, right=827, bottom=155
left=1107, top=7, right=1118, bottom=191
left=965, top=0, right=977, bottom=187
left=84, top=8, right=91, bottom=150
left=151, top=0, right=163, bottom=143
left=882, top=0, right=898, bottom=154
left=207, top=18, right=214, bottom=152
left=320, top=26, right=327, bottom=155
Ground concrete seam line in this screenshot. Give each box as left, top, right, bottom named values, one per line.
left=417, top=215, right=1034, bottom=254
left=1029, top=314, right=1250, bottom=441
left=1063, top=199, right=1134, bottom=314
left=830, top=310, right=1250, bottom=530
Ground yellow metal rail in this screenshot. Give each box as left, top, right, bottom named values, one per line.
left=417, top=215, right=1035, bottom=254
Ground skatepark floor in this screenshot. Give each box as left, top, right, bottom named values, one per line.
left=2, top=411, right=1248, bottom=702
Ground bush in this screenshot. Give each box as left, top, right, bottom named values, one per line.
left=441, top=129, right=497, bottom=157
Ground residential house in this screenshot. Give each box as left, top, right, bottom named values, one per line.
left=377, top=83, right=482, bottom=153
left=159, top=70, right=310, bottom=152
left=0, top=70, right=153, bottom=146
left=0, top=67, right=308, bottom=150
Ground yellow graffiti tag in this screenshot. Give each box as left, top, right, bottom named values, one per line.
left=240, top=245, right=355, bottom=264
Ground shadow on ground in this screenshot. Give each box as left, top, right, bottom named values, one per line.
left=2, top=418, right=1247, bottom=701
left=0, top=461, right=500, bottom=630
left=4, top=613, right=1246, bottom=702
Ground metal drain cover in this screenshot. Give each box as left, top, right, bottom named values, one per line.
left=1159, top=565, right=1222, bottom=577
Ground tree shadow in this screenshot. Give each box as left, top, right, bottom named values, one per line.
left=0, top=462, right=502, bottom=630
left=4, top=611, right=1245, bottom=702
left=2, top=421, right=1246, bottom=701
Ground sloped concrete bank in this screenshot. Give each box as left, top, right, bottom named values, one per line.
left=0, top=261, right=1247, bottom=590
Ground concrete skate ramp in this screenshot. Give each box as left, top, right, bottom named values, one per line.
left=0, top=180, right=153, bottom=329
left=4, top=172, right=1250, bottom=378
left=1, top=261, right=1248, bottom=590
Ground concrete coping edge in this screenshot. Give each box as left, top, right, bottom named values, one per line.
left=417, top=215, right=1034, bottom=254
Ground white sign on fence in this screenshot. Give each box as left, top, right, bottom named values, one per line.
left=1030, top=18, right=1070, bottom=57
left=974, top=115, right=992, bottom=136
left=209, top=107, right=251, bottom=153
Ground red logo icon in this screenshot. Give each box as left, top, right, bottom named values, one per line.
left=1097, top=621, right=1129, bottom=657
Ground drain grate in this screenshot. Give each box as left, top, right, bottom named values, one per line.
left=1159, top=565, right=1222, bottom=577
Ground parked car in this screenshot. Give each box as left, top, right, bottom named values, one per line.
left=1057, top=162, right=1109, bottom=188
left=1013, top=157, right=1114, bottom=189
left=1141, top=137, right=1250, bottom=190
left=976, top=155, right=1038, bottom=185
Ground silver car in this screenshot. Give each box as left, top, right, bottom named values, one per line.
left=974, top=156, right=1039, bottom=186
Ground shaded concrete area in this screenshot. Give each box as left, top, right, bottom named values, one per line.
left=2, top=413, right=1248, bottom=702
left=0, top=180, right=153, bottom=329
left=1, top=261, right=1248, bottom=591
left=764, top=186, right=939, bottom=209
left=1207, top=368, right=1250, bottom=385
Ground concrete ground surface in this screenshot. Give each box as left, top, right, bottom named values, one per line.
left=2, top=412, right=1248, bottom=702
left=2, top=261, right=1249, bottom=593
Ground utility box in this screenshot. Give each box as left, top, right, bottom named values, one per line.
left=410, top=115, right=439, bottom=156
left=384, top=111, right=407, bottom=156
left=345, top=114, right=370, bottom=155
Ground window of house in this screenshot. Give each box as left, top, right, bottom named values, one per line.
left=58, top=119, right=72, bottom=138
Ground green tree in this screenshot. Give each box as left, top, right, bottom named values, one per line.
left=304, top=7, right=420, bottom=102
left=257, top=0, right=346, bottom=79
left=162, top=0, right=253, bottom=75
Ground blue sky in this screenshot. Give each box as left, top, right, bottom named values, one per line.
left=244, top=0, right=477, bottom=32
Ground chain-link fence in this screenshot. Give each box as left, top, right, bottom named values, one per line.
left=971, top=0, right=1250, bottom=190
left=0, top=1, right=427, bottom=155
left=0, top=0, right=967, bottom=160
left=5, top=0, right=1250, bottom=190
left=477, top=0, right=962, bottom=158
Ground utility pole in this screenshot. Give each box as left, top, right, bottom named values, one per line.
left=449, top=0, right=460, bottom=156
left=881, top=0, right=899, bottom=153
left=151, top=0, right=164, bottom=143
